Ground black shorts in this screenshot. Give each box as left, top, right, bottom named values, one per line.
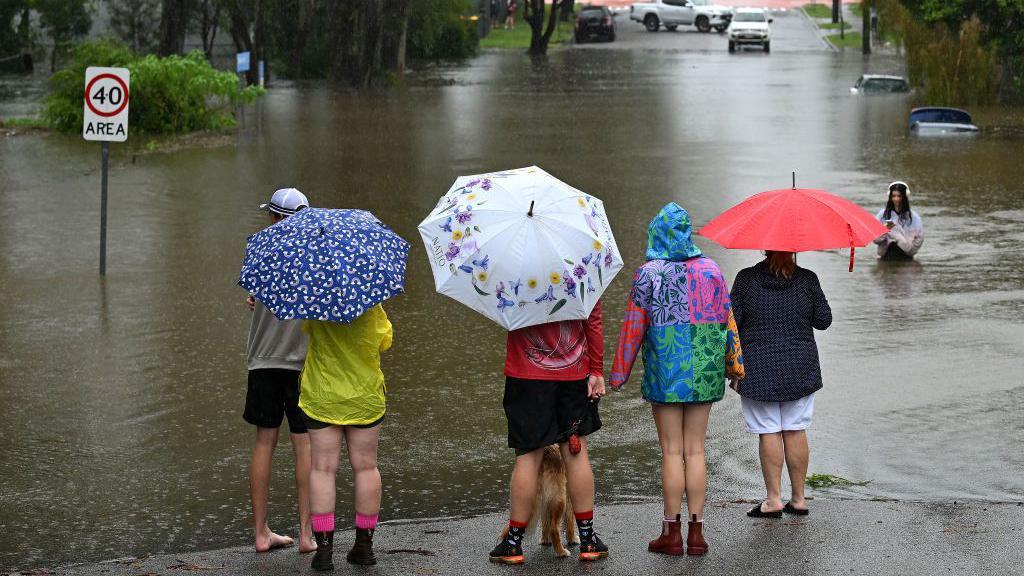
left=243, top=368, right=308, bottom=433
left=303, top=411, right=385, bottom=430
left=503, top=376, right=601, bottom=454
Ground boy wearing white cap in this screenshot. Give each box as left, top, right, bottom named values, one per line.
left=243, top=188, right=316, bottom=553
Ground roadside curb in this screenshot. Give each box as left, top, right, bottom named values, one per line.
left=798, top=6, right=839, bottom=52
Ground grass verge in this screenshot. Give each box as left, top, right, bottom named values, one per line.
left=819, top=21, right=852, bottom=30
left=0, top=116, right=49, bottom=129
left=802, top=3, right=832, bottom=19
left=827, top=31, right=863, bottom=48
left=480, top=7, right=576, bottom=50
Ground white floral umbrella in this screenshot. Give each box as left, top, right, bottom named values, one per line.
left=418, top=166, right=624, bottom=330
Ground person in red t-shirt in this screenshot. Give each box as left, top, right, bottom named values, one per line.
left=489, top=300, right=609, bottom=565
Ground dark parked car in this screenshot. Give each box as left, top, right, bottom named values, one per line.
left=576, top=6, right=616, bottom=43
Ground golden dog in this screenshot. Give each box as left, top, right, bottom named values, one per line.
left=500, top=445, right=580, bottom=557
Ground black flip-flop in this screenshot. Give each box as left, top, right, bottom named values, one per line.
left=783, top=503, right=809, bottom=516
left=746, top=504, right=783, bottom=518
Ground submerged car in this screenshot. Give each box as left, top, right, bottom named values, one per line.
left=576, top=5, right=616, bottom=43
left=728, top=8, right=772, bottom=52
left=851, top=74, right=911, bottom=94
left=909, top=107, right=979, bottom=136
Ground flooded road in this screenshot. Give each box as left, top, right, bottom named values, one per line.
left=1, top=11, right=1023, bottom=568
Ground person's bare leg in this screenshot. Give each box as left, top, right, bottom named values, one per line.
left=309, top=427, right=343, bottom=516
left=782, top=430, right=809, bottom=510
left=291, top=432, right=316, bottom=553
left=559, top=437, right=595, bottom=515
left=509, top=449, right=543, bottom=523
left=252, top=427, right=294, bottom=551
left=682, top=404, right=712, bottom=521
left=758, top=432, right=785, bottom=513
left=344, top=425, right=382, bottom=517
left=651, top=404, right=685, bottom=519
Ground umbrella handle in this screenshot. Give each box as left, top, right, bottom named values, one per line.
left=848, top=223, right=855, bottom=272
left=528, top=200, right=535, bottom=217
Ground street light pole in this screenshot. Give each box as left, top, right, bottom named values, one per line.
left=862, top=0, right=871, bottom=54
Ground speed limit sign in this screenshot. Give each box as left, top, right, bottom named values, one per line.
left=83, top=66, right=130, bottom=142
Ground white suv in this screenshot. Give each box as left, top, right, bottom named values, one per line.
left=728, top=8, right=772, bottom=53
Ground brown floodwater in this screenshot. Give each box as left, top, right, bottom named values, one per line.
left=1, top=21, right=1023, bottom=568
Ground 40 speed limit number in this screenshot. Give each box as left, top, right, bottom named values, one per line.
left=83, top=67, right=130, bottom=142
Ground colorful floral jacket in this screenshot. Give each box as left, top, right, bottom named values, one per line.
left=610, top=203, right=744, bottom=403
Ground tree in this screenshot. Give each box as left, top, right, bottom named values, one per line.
left=0, top=0, right=28, bottom=56
left=158, top=0, right=194, bottom=56
left=107, top=0, right=161, bottom=53
left=36, top=0, right=92, bottom=71
left=194, top=0, right=222, bottom=59
left=862, top=0, right=871, bottom=53
left=523, top=0, right=564, bottom=55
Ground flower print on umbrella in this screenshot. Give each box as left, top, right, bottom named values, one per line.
left=573, top=264, right=587, bottom=279
left=458, top=264, right=474, bottom=274
left=581, top=253, right=593, bottom=266
left=587, top=277, right=596, bottom=294
left=439, top=216, right=453, bottom=233
left=527, top=278, right=539, bottom=290
left=604, top=250, right=613, bottom=268
left=472, top=254, right=490, bottom=270
left=511, top=278, right=522, bottom=296
left=549, top=272, right=562, bottom=285
left=563, top=274, right=577, bottom=298
left=445, top=243, right=461, bottom=261
left=452, top=230, right=464, bottom=242
left=455, top=205, right=473, bottom=224
left=593, top=239, right=604, bottom=251
left=461, top=237, right=478, bottom=255
left=534, top=285, right=557, bottom=303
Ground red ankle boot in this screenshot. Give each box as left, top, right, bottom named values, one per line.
left=648, top=514, right=684, bottom=556
left=686, top=514, right=708, bottom=556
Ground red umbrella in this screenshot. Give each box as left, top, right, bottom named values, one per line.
left=698, top=187, right=888, bottom=271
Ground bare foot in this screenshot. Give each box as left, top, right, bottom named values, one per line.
left=298, top=533, right=317, bottom=554
left=760, top=500, right=784, bottom=513
left=255, top=530, right=294, bottom=553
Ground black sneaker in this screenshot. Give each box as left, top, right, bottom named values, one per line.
left=489, top=539, right=525, bottom=565
left=578, top=534, right=608, bottom=561
left=346, top=528, right=376, bottom=566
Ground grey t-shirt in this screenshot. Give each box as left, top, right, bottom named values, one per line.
left=246, top=301, right=308, bottom=371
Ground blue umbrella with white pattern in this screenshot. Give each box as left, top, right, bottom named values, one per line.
left=239, top=208, right=409, bottom=322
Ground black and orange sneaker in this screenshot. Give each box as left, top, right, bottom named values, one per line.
left=488, top=539, right=525, bottom=565
left=578, top=534, right=608, bottom=561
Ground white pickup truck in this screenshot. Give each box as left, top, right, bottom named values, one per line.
left=630, top=0, right=733, bottom=33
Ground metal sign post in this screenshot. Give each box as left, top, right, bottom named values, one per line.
left=83, top=66, right=130, bottom=276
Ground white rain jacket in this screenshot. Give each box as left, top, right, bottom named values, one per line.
left=874, top=208, right=924, bottom=258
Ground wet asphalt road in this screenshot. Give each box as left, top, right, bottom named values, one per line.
left=37, top=500, right=1024, bottom=576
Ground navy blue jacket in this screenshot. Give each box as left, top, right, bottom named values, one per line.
left=729, top=261, right=832, bottom=403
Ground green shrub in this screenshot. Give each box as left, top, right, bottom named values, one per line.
left=43, top=38, right=263, bottom=135
left=408, top=0, right=478, bottom=59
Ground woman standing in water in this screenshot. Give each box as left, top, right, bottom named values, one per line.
left=301, top=305, right=393, bottom=572
left=729, top=251, right=831, bottom=518
left=874, top=181, right=924, bottom=260
left=610, top=203, right=745, bottom=556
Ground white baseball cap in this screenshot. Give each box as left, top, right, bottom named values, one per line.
left=260, top=188, right=309, bottom=216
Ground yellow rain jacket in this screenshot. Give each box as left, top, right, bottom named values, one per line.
left=299, top=305, right=393, bottom=426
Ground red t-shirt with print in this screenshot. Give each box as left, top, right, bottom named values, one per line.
left=504, top=300, right=604, bottom=381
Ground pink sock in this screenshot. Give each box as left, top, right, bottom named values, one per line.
left=355, top=513, right=378, bottom=530
left=311, top=513, right=334, bottom=532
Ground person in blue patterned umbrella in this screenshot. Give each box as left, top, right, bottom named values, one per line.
left=242, top=187, right=316, bottom=554
left=729, top=251, right=832, bottom=518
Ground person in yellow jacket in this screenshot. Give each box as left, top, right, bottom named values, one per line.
left=300, top=304, right=392, bottom=572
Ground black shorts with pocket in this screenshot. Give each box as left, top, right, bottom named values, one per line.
left=503, top=376, right=601, bottom=454
left=243, top=368, right=308, bottom=433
